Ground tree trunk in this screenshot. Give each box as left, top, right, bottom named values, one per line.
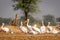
left=24, top=11, right=28, bottom=26
left=24, top=11, right=28, bottom=20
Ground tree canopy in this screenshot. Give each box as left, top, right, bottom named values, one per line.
left=56, top=17, right=60, bottom=22
left=12, top=0, right=41, bottom=20
left=43, top=14, right=56, bottom=26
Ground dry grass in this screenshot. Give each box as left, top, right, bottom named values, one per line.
left=0, top=25, right=60, bottom=40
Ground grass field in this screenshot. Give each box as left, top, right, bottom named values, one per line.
left=0, top=25, right=60, bottom=40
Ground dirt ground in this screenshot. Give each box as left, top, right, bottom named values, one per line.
left=0, top=25, right=60, bottom=40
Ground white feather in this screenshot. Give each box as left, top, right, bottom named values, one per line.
left=40, top=20, right=46, bottom=33
left=20, top=21, right=28, bottom=33
left=32, top=24, right=41, bottom=33
left=1, top=23, right=10, bottom=32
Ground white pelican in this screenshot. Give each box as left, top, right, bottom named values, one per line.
left=32, top=24, right=41, bottom=33
left=0, top=23, right=13, bottom=34
left=27, top=19, right=33, bottom=31
left=47, top=22, right=53, bottom=33
left=28, top=30, right=38, bottom=34
left=19, top=21, right=28, bottom=33
left=27, top=19, right=38, bottom=34
left=40, top=20, right=46, bottom=33
left=47, top=22, right=60, bottom=34
left=52, top=27, right=60, bottom=34
left=0, top=23, right=9, bottom=32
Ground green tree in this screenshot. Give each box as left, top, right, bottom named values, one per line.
left=12, top=0, right=41, bottom=20
left=20, top=15, right=41, bottom=26
left=0, top=17, right=12, bottom=24
left=56, top=17, right=60, bottom=22
left=43, top=14, right=56, bottom=26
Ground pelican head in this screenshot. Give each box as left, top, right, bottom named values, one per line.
left=42, top=20, right=44, bottom=26
left=48, top=22, right=50, bottom=26
left=33, top=24, right=37, bottom=28
left=21, top=21, right=23, bottom=26
left=27, top=19, right=30, bottom=23
left=2, top=23, right=5, bottom=26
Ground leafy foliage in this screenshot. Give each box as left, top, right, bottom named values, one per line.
left=12, top=0, right=41, bottom=13
left=0, top=17, right=12, bottom=24
left=12, top=0, right=41, bottom=20
left=56, top=17, right=60, bottom=22
left=43, top=14, right=56, bottom=26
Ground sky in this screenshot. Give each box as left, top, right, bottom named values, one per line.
left=0, top=0, right=60, bottom=20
